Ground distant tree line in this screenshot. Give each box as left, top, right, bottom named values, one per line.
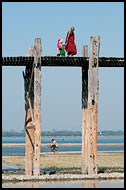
left=2, top=129, right=124, bottom=137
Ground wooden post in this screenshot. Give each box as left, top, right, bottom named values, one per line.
left=33, top=38, right=42, bottom=176
left=88, top=35, right=100, bottom=174
left=82, top=45, right=88, bottom=57
left=81, top=45, right=89, bottom=174
left=24, top=46, right=35, bottom=175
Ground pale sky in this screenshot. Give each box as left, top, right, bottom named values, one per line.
left=2, top=2, right=124, bottom=132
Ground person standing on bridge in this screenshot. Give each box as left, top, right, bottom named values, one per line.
left=57, top=39, right=66, bottom=56
left=65, top=27, right=77, bottom=56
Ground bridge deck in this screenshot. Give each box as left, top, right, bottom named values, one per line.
left=2, top=56, right=124, bottom=67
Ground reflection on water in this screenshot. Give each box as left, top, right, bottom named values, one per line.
left=25, top=183, right=40, bottom=188
left=2, top=161, right=25, bottom=173
left=81, top=180, right=98, bottom=188
left=2, top=179, right=124, bottom=188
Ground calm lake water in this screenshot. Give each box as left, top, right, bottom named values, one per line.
left=2, top=179, right=124, bottom=188
left=2, top=136, right=124, bottom=155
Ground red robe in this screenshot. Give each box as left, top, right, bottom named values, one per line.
left=65, top=32, right=77, bottom=55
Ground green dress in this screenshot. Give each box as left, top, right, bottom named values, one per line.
left=60, top=45, right=65, bottom=56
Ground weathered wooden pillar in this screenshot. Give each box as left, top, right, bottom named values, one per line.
left=81, top=45, right=89, bottom=174
left=88, top=35, right=100, bottom=174
left=81, top=36, right=100, bottom=175
left=23, top=38, right=42, bottom=176
left=33, top=38, right=42, bottom=176
left=24, top=46, right=35, bottom=175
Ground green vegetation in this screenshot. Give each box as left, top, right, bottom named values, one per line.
left=2, top=152, right=124, bottom=173
left=2, top=129, right=124, bottom=137
left=98, top=167, right=124, bottom=173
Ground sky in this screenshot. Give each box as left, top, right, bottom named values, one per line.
left=2, top=2, right=124, bottom=132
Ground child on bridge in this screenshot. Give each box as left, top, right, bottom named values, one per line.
left=57, top=39, right=66, bottom=56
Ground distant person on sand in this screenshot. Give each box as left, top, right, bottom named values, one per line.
left=65, top=27, right=77, bottom=56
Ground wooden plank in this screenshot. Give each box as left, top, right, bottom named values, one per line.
left=25, top=46, right=35, bottom=175
left=82, top=45, right=88, bottom=57
left=88, top=103, right=98, bottom=174
left=33, top=38, right=42, bottom=176
left=27, top=95, right=35, bottom=126
left=88, top=36, right=100, bottom=104
left=2, top=56, right=124, bottom=67
left=81, top=45, right=89, bottom=174
left=28, top=65, right=34, bottom=93
left=87, top=35, right=100, bottom=174
left=25, top=125, right=35, bottom=129
left=25, top=109, right=34, bottom=175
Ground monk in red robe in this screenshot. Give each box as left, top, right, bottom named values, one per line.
left=65, top=27, right=77, bottom=56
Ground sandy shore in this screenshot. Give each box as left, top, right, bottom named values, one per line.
left=2, top=151, right=124, bottom=170
left=2, top=151, right=124, bottom=182
left=2, top=172, right=124, bottom=182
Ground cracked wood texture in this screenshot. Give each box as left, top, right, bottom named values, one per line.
left=33, top=38, right=42, bottom=176
left=82, top=36, right=100, bottom=175
left=87, top=36, right=100, bottom=174
left=81, top=45, right=89, bottom=174
left=24, top=46, right=34, bottom=175
left=2, top=56, right=124, bottom=67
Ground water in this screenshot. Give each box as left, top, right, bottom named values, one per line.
left=2, top=179, right=124, bottom=188
left=2, top=136, right=124, bottom=188
left=2, top=136, right=124, bottom=155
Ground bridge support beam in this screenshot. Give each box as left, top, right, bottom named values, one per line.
left=23, top=38, right=42, bottom=176
left=82, top=36, right=100, bottom=174
left=33, top=38, right=42, bottom=176
left=82, top=45, right=89, bottom=174
left=24, top=47, right=35, bottom=175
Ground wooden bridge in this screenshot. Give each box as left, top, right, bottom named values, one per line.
left=2, top=56, right=124, bottom=67
left=2, top=36, right=124, bottom=177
